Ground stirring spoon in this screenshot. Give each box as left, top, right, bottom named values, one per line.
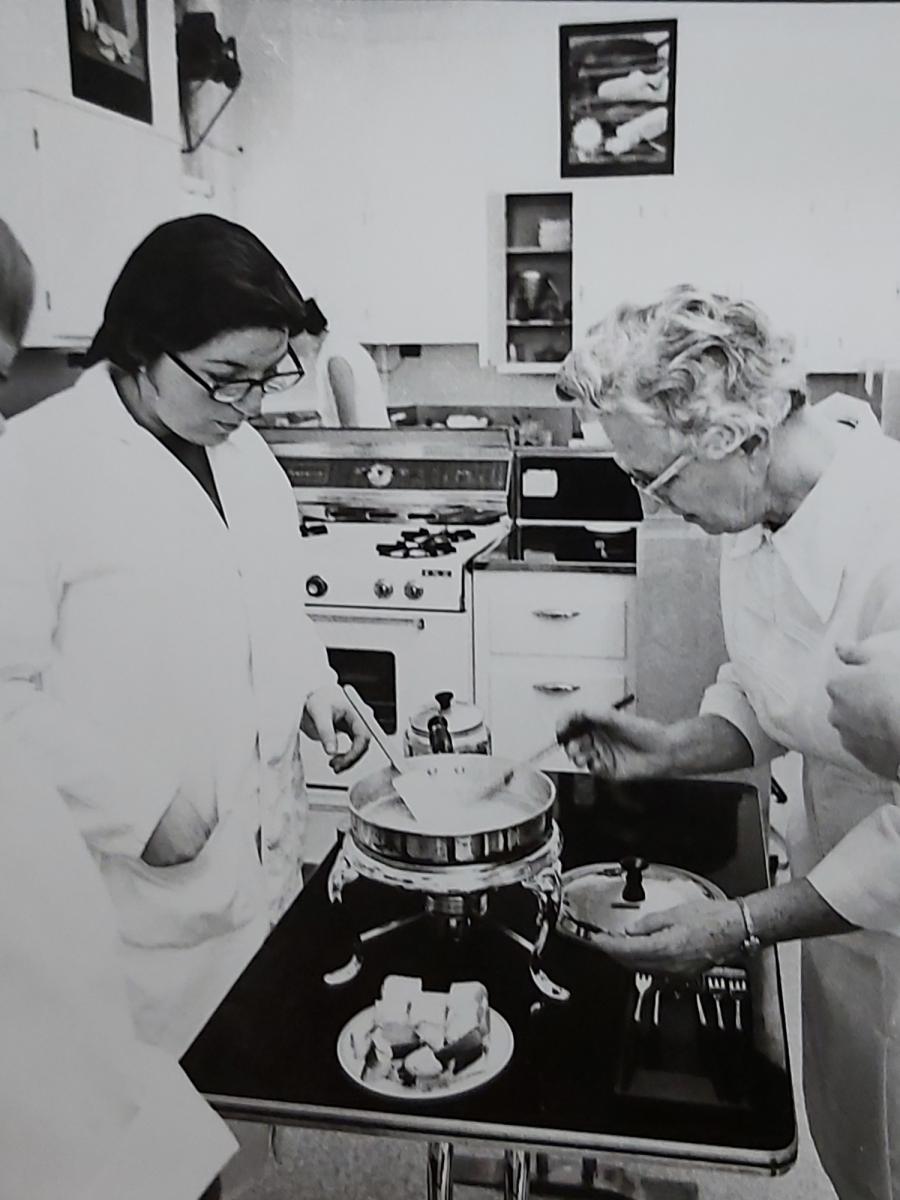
left=342, top=686, right=443, bottom=824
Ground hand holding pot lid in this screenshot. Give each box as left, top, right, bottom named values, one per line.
left=559, top=858, right=749, bottom=978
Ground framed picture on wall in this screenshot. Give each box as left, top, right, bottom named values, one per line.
left=560, top=19, right=676, bottom=178
left=65, top=0, right=153, bottom=124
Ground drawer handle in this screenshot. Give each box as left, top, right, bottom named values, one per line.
left=533, top=682, right=582, bottom=695
left=533, top=609, right=581, bottom=621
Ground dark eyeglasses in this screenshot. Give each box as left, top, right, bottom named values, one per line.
left=166, top=344, right=305, bottom=404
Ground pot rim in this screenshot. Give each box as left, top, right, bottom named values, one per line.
left=349, top=758, right=556, bottom=837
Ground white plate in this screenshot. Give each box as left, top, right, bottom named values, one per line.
left=337, top=1006, right=515, bottom=1101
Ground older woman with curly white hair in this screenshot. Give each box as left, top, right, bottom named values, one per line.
left=556, top=285, right=900, bottom=1200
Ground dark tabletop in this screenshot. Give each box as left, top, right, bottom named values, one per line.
left=182, top=776, right=796, bottom=1171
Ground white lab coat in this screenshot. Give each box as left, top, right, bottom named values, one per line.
left=0, top=736, right=237, bottom=1200
left=700, top=395, right=900, bottom=1200
left=313, top=331, right=390, bottom=428
left=0, top=366, right=335, bottom=1055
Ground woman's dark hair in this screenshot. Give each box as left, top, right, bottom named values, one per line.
left=302, top=297, right=328, bottom=336
left=0, top=219, right=35, bottom=348
left=78, top=214, right=308, bottom=371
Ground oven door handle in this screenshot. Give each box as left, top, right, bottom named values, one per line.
left=533, top=609, right=581, bottom=621
left=308, top=613, right=426, bottom=630
left=532, top=682, right=582, bottom=695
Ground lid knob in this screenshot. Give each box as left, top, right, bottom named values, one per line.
left=621, top=856, right=647, bottom=903
left=435, top=691, right=454, bottom=712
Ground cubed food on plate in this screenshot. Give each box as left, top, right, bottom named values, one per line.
left=355, top=975, right=493, bottom=1089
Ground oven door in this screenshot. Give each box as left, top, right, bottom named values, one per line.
left=299, top=605, right=476, bottom=794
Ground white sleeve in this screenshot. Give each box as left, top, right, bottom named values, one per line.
left=298, top=600, right=340, bottom=697
left=83, top=1052, right=237, bottom=1200
left=0, top=745, right=236, bottom=1200
left=807, top=795, right=900, bottom=933
left=0, top=444, right=178, bottom=857
left=699, top=660, right=788, bottom=765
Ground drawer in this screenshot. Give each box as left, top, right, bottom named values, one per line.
left=484, top=573, right=632, bottom=658
left=486, top=656, right=630, bottom=772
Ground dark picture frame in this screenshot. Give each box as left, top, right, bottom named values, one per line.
left=65, top=0, right=153, bottom=124
left=560, top=19, right=676, bottom=178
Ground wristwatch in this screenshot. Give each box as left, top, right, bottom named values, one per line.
left=735, top=896, right=762, bottom=956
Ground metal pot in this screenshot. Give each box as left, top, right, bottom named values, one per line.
left=403, top=691, right=491, bottom=757
left=558, top=857, right=726, bottom=943
left=348, top=756, right=555, bottom=867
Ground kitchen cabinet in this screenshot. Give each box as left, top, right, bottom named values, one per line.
left=485, top=191, right=573, bottom=374
left=1, top=91, right=182, bottom=348
left=474, top=569, right=635, bottom=772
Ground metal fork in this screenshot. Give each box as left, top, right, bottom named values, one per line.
left=728, top=975, right=748, bottom=1032
left=707, top=974, right=726, bottom=1031
left=633, top=972, right=652, bottom=1023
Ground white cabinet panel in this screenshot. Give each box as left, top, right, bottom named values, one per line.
left=489, top=593, right=628, bottom=659
left=483, top=571, right=632, bottom=658
left=486, top=655, right=629, bottom=772
left=474, top=567, right=636, bottom=773
left=3, top=92, right=181, bottom=347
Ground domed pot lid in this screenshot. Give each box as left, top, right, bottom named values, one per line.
left=558, top=857, right=726, bottom=940
left=409, top=691, right=485, bottom=737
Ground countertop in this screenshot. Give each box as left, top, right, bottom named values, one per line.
left=182, top=777, right=795, bottom=1172
left=472, top=526, right=637, bottom=574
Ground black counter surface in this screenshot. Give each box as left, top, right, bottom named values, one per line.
left=474, top=524, right=637, bottom=572
left=182, top=776, right=796, bottom=1170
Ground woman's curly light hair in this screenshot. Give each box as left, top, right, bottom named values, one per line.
left=557, top=286, right=804, bottom=460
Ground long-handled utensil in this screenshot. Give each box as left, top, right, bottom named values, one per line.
left=342, top=686, right=426, bottom=823
left=472, top=692, right=636, bottom=805
left=342, top=686, right=449, bottom=825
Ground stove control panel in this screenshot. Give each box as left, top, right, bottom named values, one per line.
left=279, top=458, right=507, bottom=493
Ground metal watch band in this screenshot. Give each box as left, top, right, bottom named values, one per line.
left=736, top=896, right=762, bottom=956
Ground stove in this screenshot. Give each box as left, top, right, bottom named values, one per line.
left=266, top=429, right=513, bottom=613
left=298, top=519, right=504, bottom=612
left=263, top=429, right=513, bottom=792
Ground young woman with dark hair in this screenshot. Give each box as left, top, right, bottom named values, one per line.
left=0, top=216, right=237, bottom=1200
left=0, top=214, right=369, bottom=1055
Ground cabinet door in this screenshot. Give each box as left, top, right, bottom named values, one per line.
left=6, top=92, right=180, bottom=347
left=487, top=655, right=629, bottom=773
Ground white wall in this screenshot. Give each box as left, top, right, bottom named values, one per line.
left=225, top=0, right=900, bottom=368
left=0, top=1, right=240, bottom=346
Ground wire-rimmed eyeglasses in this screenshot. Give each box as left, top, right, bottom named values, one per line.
left=619, top=449, right=695, bottom=498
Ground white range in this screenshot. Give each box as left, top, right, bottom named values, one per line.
left=260, top=428, right=513, bottom=860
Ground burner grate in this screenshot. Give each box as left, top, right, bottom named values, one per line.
left=375, top=527, right=479, bottom=559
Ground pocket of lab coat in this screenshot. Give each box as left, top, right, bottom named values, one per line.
left=111, top=812, right=264, bottom=951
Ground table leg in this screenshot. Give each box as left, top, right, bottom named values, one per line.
left=503, top=1149, right=530, bottom=1200
left=426, top=1141, right=453, bottom=1200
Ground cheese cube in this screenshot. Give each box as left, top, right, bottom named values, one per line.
left=410, top=990, right=448, bottom=1029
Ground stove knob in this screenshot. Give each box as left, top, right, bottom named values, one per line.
left=404, top=580, right=424, bottom=601
left=305, top=574, right=328, bottom=598
left=374, top=579, right=394, bottom=600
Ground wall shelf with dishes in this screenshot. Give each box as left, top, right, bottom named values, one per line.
left=505, top=193, right=573, bottom=371
left=488, top=192, right=573, bottom=375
